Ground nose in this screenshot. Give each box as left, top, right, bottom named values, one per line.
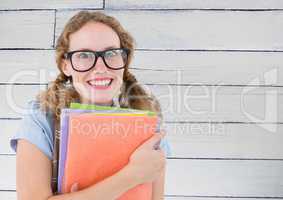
left=94, top=57, right=108, bottom=72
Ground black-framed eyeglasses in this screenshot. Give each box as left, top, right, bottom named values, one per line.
left=64, top=48, right=130, bottom=72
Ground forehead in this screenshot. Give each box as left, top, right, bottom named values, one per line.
left=68, top=22, right=121, bottom=51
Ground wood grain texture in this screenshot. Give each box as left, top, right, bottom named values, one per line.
left=148, top=85, right=283, bottom=123
left=106, top=0, right=283, bottom=10
left=2, top=119, right=283, bottom=159
left=166, top=159, right=283, bottom=197
left=1, top=85, right=282, bottom=123
left=0, top=50, right=282, bottom=86
left=0, top=0, right=103, bottom=10
left=0, top=11, right=54, bottom=48
left=0, top=119, right=21, bottom=155
left=0, top=50, right=57, bottom=83
left=132, top=51, right=283, bottom=86
left=0, top=191, right=281, bottom=200
left=1, top=156, right=283, bottom=197
left=0, top=191, right=16, bottom=200
left=1, top=3, right=283, bottom=199
left=0, top=85, right=46, bottom=118
left=55, top=10, right=283, bottom=50
left=164, top=122, right=283, bottom=159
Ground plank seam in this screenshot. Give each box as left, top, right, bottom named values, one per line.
left=0, top=48, right=53, bottom=50
left=0, top=189, right=16, bottom=192
left=0, top=191, right=281, bottom=199
left=0, top=118, right=22, bottom=120
left=104, top=8, right=283, bottom=12
left=103, top=0, right=105, bottom=9
left=2, top=8, right=283, bottom=12
left=1, top=48, right=283, bottom=53
left=0, top=83, right=47, bottom=85
left=136, top=49, right=283, bottom=53
left=144, top=83, right=283, bottom=88
left=0, top=83, right=282, bottom=88
left=0, top=190, right=280, bottom=198
left=164, top=121, right=283, bottom=124
left=168, top=157, right=283, bottom=161
left=0, top=8, right=103, bottom=12
left=0, top=9, right=54, bottom=11
left=1, top=154, right=283, bottom=161
left=165, top=195, right=283, bottom=199
left=52, top=10, right=57, bottom=48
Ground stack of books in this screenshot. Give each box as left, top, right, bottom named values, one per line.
left=57, top=102, right=160, bottom=199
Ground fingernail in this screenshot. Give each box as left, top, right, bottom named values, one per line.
left=154, top=141, right=161, bottom=150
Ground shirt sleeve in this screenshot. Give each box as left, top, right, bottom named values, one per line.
left=156, top=117, right=172, bottom=157
left=159, top=137, right=172, bottom=157
left=10, top=100, right=54, bottom=160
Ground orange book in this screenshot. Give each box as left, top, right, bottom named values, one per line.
left=62, top=113, right=158, bottom=199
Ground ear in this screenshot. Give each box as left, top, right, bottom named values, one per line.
left=61, top=59, right=72, bottom=77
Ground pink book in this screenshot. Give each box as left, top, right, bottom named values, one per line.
left=62, top=113, right=158, bottom=199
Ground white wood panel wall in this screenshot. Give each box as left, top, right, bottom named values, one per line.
left=1, top=1, right=283, bottom=200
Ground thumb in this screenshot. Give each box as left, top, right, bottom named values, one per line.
left=143, top=132, right=165, bottom=149
left=70, top=182, right=79, bottom=192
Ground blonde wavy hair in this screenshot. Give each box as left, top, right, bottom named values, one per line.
left=37, top=11, right=163, bottom=122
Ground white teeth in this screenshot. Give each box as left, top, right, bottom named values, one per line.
left=89, top=79, right=111, bottom=86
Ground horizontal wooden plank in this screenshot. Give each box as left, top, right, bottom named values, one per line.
left=0, top=11, right=54, bottom=48
left=0, top=119, right=21, bottom=154
left=164, top=122, right=283, bottom=159
left=165, top=198, right=283, bottom=200
left=0, top=0, right=103, bottom=10
left=0, top=85, right=46, bottom=118
left=2, top=0, right=283, bottom=10
left=56, top=10, right=283, bottom=50
left=0, top=191, right=281, bottom=200
left=0, top=50, right=57, bottom=83
left=1, top=85, right=283, bottom=123
left=148, top=85, right=283, bottom=123
left=2, top=119, right=283, bottom=159
left=106, top=0, right=283, bottom=9
left=133, top=51, right=283, bottom=86
left=1, top=50, right=282, bottom=86
left=0, top=156, right=16, bottom=191
left=0, top=191, right=15, bottom=200
left=1, top=155, right=283, bottom=197
left=166, top=159, right=283, bottom=197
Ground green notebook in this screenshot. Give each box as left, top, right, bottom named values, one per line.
left=69, top=102, right=156, bottom=116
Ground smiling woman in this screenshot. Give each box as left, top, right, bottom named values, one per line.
left=9, top=11, right=171, bottom=200
left=61, top=21, right=126, bottom=105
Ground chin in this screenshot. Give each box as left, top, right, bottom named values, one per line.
left=87, top=97, right=113, bottom=106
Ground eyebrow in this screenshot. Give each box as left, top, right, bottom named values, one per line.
left=75, top=46, right=120, bottom=51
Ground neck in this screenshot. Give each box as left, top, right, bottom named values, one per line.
left=80, top=98, right=114, bottom=107
left=95, top=101, right=114, bottom=106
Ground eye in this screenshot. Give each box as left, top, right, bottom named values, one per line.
left=104, top=49, right=120, bottom=59
left=76, top=52, right=94, bottom=59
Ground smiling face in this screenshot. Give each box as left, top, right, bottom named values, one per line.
left=61, top=22, right=124, bottom=106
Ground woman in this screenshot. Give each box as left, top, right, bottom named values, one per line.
left=10, top=11, right=171, bottom=200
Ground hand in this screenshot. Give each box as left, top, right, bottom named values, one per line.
left=125, top=131, right=167, bottom=185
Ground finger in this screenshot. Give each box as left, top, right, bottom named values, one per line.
left=70, top=182, right=79, bottom=192
left=157, top=129, right=167, bottom=137
left=157, top=131, right=166, bottom=138
left=153, top=140, right=161, bottom=150
left=155, top=148, right=165, bottom=156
